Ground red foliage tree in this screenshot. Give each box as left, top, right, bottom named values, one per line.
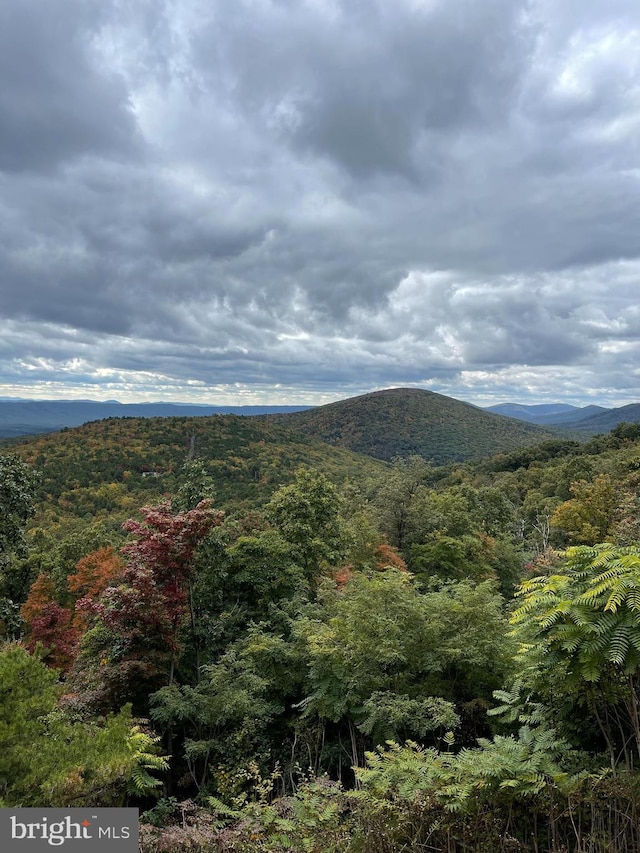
left=80, top=500, right=223, bottom=699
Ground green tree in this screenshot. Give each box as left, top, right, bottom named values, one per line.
left=0, top=643, right=166, bottom=806
left=550, top=474, right=618, bottom=545
left=408, top=535, right=495, bottom=584
left=225, top=531, right=308, bottom=620
left=151, top=626, right=300, bottom=794
left=265, top=468, right=345, bottom=582
left=371, top=456, right=432, bottom=550
left=0, top=455, right=39, bottom=640
left=174, top=459, right=217, bottom=512
left=509, top=544, right=640, bottom=768
left=295, top=572, right=511, bottom=766
left=0, top=454, right=38, bottom=564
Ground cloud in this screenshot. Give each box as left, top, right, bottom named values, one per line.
left=1, top=0, right=640, bottom=405
left=0, top=0, right=141, bottom=173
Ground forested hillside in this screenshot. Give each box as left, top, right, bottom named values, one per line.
left=0, top=400, right=311, bottom=438
left=3, top=418, right=640, bottom=850
left=1, top=414, right=386, bottom=537
left=265, top=387, right=554, bottom=462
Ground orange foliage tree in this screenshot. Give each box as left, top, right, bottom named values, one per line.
left=68, top=546, right=124, bottom=631
left=21, top=574, right=78, bottom=670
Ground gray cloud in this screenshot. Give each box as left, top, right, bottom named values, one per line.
left=1, top=0, right=640, bottom=406
left=0, top=0, right=141, bottom=173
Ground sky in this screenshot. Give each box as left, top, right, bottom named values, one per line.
left=1, top=0, right=640, bottom=407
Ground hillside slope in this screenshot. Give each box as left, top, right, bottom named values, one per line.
left=264, top=388, right=553, bottom=464
left=3, top=414, right=387, bottom=533
left=0, top=400, right=311, bottom=438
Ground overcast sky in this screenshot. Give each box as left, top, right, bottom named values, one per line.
left=1, top=0, right=640, bottom=406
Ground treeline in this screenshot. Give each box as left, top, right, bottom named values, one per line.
left=2, top=423, right=640, bottom=850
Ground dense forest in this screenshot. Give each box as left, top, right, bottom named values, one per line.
left=263, top=388, right=554, bottom=462
left=3, top=398, right=640, bottom=851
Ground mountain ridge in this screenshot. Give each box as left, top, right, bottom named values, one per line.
left=485, top=402, right=608, bottom=425
left=0, top=400, right=312, bottom=437
left=3, top=391, right=639, bottom=451
left=262, top=387, right=555, bottom=464
left=565, top=403, right=640, bottom=433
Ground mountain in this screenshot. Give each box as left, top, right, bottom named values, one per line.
left=562, top=403, right=640, bottom=434
left=0, top=400, right=312, bottom=438
left=486, top=403, right=578, bottom=419
left=262, top=388, right=554, bottom=464
left=485, top=403, right=608, bottom=425
left=542, top=405, right=609, bottom=425
left=483, top=401, right=640, bottom=432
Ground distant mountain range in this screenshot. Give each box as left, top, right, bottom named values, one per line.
left=562, top=403, right=640, bottom=433
left=0, top=400, right=311, bottom=438
left=483, top=401, right=640, bottom=432
left=1, top=393, right=639, bottom=460
left=5, top=387, right=640, bottom=539
left=483, top=402, right=608, bottom=425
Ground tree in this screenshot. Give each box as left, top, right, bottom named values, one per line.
left=408, top=535, right=495, bottom=585
left=0, top=643, right=167, bottom=806
left=20, top=548, right=125, bottom=671
left=509, top=544, right=640, bottom=768
left=174, top=459, right=217, bottom=512
left=0, top=455, right=39, bottom=640
left=150, top=630, right=292, bottom=794
left=371, top=456, right=432, bottom=550
left=68, top=547, right=124, bottom=619
left=406, top=484, right=477, bottom=544
left=519, top=493, right=560, bottom=557
left=295, top=571, right=511, bottom=767
left=20, top=574, right=78, bottom=670
left=550, top=474, right=618, bottom=545
left=0, top=454, right=38, bottom=565
left=71, top=500, right=223, bottom=709
left=225, top=530, right=308, bottom=620
left=265, top=468, right=345, bottom=582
